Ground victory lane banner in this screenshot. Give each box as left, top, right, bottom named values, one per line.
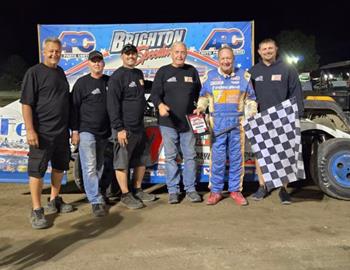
left=38, top=22, right=254, bottom=87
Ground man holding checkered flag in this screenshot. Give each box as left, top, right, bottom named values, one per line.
left=248, top=38, right=304, bottom=204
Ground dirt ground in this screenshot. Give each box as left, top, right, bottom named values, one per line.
left=0, top=180, right=349, bottom=270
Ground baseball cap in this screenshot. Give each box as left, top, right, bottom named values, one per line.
left=88, top=50, right=104, bottom=61
left=121, top=44, right=138, bottom=54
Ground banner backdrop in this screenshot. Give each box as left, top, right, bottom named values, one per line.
left=0, top=21, right=254, bottom=183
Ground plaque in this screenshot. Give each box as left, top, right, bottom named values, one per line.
left=186, top=114, right=209, bottom=136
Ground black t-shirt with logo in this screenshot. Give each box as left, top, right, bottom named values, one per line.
left=71, top=74, right=111, bottom=139
left=107, top=67, right=146, bottom=133
left=20, top=63, right=70, bottom=138
left=151, top=64, right=201, bottom=132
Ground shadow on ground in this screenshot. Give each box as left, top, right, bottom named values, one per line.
left=0, top=211, right=131, bottom=270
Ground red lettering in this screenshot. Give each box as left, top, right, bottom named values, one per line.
left=137, top=45, right=171, bottom=65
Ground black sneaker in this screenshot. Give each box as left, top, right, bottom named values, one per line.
left=102, top=195, right=116, bottom=206
left=30, top=207, right=49, bottom=229
left=186, top=191, right=202, bottom=202
left=92, top=204, right=107, bottom=217
left=120, top=192, right=144, bottom=209
left=46, top=196, right=74, bottom=214
left=252, top=186, right=268, bottom=201
left=279, top=187, right=292, bottom=205
left=168, top=193, right=179, bottom=204
left=134, top=188, right=156, bottom=202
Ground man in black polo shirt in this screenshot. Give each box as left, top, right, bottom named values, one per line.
left=107, top=44, right=156, bottom=209
left=151, top=41, right=202, bottom=204
left=71, top=50, right=110, bottom=217
left=21, top=37, right=73, bottom=229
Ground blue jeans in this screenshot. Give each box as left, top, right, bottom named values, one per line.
left=79, top=132, right=108, bottom=204
left=159, top=126, right=197, bottom=194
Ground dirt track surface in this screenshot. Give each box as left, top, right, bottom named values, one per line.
left=0, top=182, right=349, bottom=270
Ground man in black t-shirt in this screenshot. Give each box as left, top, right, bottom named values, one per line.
left=151, top=41, right=202, bottom=204
left=21, top=37, right=73, bottom=229
left=107, top=44, right=156, bottom=210
left=71, top=50, right=110, bottom=217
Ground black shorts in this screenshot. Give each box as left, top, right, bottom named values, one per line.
left=27, top=134, right=70, bottom=178
left=113, top=131, right=149, bottom=170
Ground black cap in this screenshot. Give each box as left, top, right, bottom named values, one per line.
left=121, top=44, right=138, bottom=54
left=88, top=50, right=103, bottom=61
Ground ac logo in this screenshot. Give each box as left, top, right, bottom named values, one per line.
left=200, top=28, right=245, bottom=53
left=59, top=31, right=96, bottom=54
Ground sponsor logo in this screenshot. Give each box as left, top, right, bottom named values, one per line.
left=59, top=31, right=96, bottom=59
left=91, top=88, right=101, bottom=95
left=167, top=77, right=177, bottom=82
left=255, top=75, right=263, bottom=82
left=200, top=28, right=245, bottom=56
left=129, top=81, right=137, bottom=88
left=213, top=89, right=240, bottom=104
left=109, top=29, right=186, bottom=65
left=184, top=76, right=193, bottom=83
left=210, top=81, right=224, bottom=86
left=0, top=117, right=26, bottom=137
left=271, top=74, right=282, bottom=81
left=109, top=29, right=186, bottom=53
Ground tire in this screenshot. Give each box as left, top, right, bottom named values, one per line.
left=316, top=138, right=350, bottom=200
left=73, top=152, right=85, bottom=193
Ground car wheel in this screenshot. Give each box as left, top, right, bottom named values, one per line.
left=317, top=138, right=350, bottom=200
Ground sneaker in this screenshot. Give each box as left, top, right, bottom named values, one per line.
left=46, top=196, right=74, bottom=214
left=120, top=192, right=144, bottom=209
left=30, top=207, right=49, bottom=229
left=168, top=193, right=179, bottom=204
left=230, top=191, right=248, bottom=206
left=206, top=192, right=223, bottom=205
left=186, top=191, right=202, bottom=203
left=102, top=194, right=116, bottom=206
left=252, top=186, right=268, bottom=201
left=134, top=188, right=156, bottom=202
left=279, top=187, right=292, bottom=205
left=92, top=204, right=107, bottom=217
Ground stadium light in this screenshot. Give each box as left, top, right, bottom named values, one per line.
left=286, top=55, right=300, bottom=65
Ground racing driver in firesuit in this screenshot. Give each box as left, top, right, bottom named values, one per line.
left=194, top=45, right=257, bottom=206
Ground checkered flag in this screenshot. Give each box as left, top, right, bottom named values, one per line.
left=243, top=97, right=305, bottom=191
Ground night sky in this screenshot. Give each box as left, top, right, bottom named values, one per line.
left=0, top=1, right=349, bottom=67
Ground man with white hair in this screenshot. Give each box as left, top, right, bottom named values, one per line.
left=151, top=41, right=202, bottom=204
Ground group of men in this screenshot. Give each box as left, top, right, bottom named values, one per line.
left=21, top=37, right=303, bottom=230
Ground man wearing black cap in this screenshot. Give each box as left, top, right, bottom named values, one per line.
left=107, top=44, right=156, bottom=209
left=71, top=50, right=111, bottom=217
